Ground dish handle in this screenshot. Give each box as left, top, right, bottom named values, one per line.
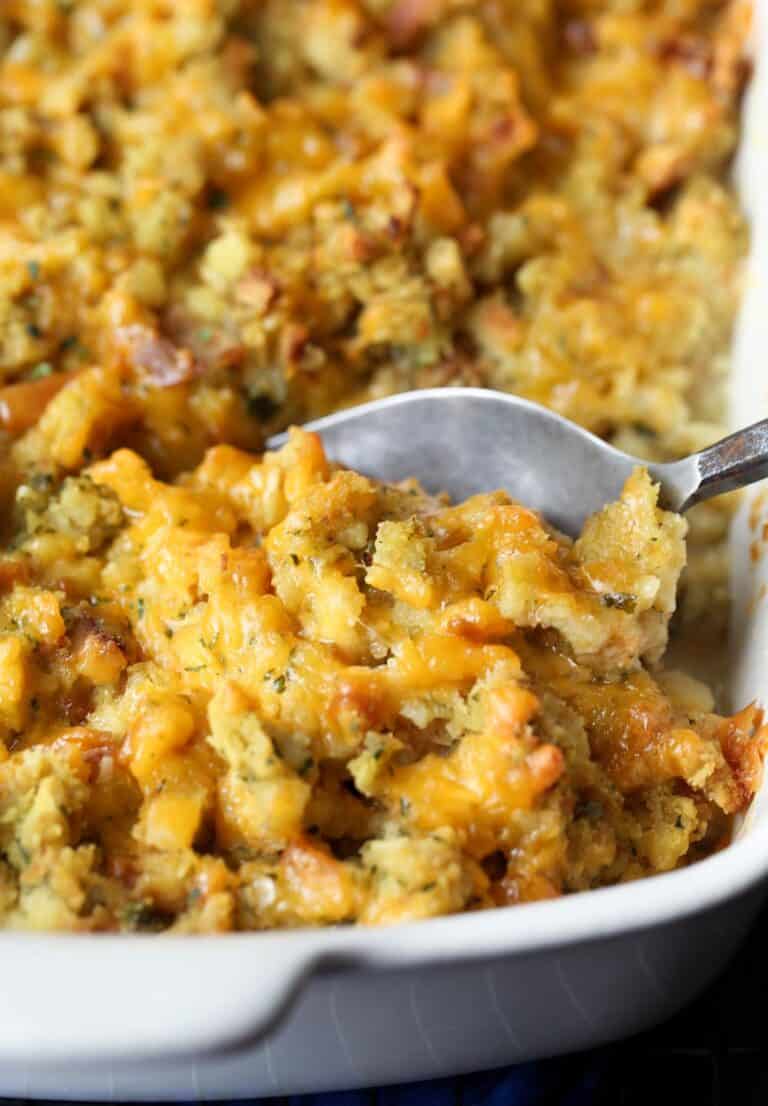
left=0, top=934, right=332, bottom=1063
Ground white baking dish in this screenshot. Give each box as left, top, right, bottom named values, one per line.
left=2, top=16, right=768, bottom=1102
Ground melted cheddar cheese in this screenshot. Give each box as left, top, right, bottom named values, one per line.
left=0, top=430, right=762, bottom=931
left=0, top=2, right=759, bottom=930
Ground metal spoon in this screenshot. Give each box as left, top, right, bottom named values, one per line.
left=267, top=387, right=768, bottom=536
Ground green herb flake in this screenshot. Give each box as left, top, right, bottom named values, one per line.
left=29, top=362, right=53, bottom=379
left=26, top=260, right=40, bottom=280
left=121, top=901, right=166, bottom=932
left=601, top=592, right=637, bottom=613
left=207, top=187, right=230, bottom=211
left=575, top=799, right=604, bottom=820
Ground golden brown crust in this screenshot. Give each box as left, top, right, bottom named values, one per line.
left=0, top=433, right=760, bottom=932
left=0, top=2, right=756, bottom=932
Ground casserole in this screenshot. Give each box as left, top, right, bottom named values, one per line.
left=1, top=4, right=767, bottom=1099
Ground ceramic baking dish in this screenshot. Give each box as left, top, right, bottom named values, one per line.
left=2, top=14, right=768, bottom=1102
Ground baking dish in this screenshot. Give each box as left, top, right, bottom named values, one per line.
left=1, top=13, right=768, bottom=1102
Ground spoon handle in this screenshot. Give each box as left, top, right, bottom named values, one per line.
left=657, top=418, right=768, bottom=513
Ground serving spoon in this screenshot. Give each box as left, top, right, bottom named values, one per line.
left=267, top=387, right=768, bottom=536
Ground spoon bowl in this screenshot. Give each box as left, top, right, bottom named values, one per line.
left=268, top=387, right=768, bottom=535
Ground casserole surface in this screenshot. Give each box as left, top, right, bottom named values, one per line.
left=0, top=429, right=762, bottom=932
left=0, top=0, right=758, bottom=933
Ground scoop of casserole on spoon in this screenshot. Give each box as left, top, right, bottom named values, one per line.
left=268, top=387, right=768, bottom=536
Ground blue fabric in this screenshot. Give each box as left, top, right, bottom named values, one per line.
left=252, top=1054, right=611, bottom=1106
